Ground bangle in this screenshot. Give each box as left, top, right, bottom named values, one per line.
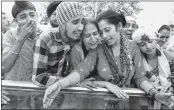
left=149, top=88, right=158, bottom=99
left=67, top=77, right=72, bottom=86
left=57, top=81, right=63, bottom=89
left=76, top=82, right=80, bottom=86
left=9, top=51, right=19, bottom=55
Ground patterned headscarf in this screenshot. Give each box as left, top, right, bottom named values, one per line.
left=56, top=2, right=83, bottom=27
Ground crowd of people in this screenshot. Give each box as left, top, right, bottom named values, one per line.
left=1, top=1, right=174, bottom=109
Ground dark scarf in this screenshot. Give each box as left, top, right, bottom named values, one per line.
left=102, top=34, right=131, bottom=87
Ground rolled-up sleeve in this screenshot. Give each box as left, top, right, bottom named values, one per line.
left=131, top=42, right=148, bottom=87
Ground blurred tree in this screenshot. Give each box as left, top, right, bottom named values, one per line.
left=36, top=2, right=49, bottom=25
left=81, top=1, right=143, bottom=18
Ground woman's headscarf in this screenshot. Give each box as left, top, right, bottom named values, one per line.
left=132, top=28, right=157, bottom=43
left=132, top=28, right=171, bottom=89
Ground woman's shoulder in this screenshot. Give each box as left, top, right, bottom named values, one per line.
left=128, top=40, right=139, bottom=50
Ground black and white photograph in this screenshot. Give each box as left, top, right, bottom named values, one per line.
left=1, top=0, right=174, bottom=109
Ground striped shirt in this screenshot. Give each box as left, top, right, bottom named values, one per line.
left=32, top=28, right=70, bottom=87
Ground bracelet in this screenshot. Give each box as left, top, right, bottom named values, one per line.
left=9, top=51, right=19, bottom=55
left=67, top=77, right=72, bottom=86
left=76, top=82, right=80, bottom=86
left=149, top=88, right=158, bottom=99
left=57, top=81, right=63, bottom=89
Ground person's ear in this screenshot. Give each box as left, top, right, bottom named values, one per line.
left=11, top=18, right=18, bottom=28
left=116, top=22, right=123, bottom=32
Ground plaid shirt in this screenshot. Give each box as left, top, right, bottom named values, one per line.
left=32, top=28, right=70, bottom=87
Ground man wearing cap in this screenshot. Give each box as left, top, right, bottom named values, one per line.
left=32, top=2, right=85, bottom=87
left=2, top=1, right=38, bottom=108
left=2, top=1, right=38, bottom=81
left=47, top=1, right=62, bottom=28
left=123, top=16, right=138, bottom=40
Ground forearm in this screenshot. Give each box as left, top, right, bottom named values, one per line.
left=93, top=81, right=109, bottom=88
left=140, top=80, right=155, bottom=94
left=2, top=39, right=26, bottom=73
left=57, top=71, right=81, bottom=89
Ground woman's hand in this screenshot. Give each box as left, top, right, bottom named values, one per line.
left=105, top=82, right=129, bottom=99
left=2, top=90, right=10, bottom=105
left=77, top=77, right=98, bottom=90
left=43, top=82, right=62, bottom=108
left=155, top=92, right=174, bottom=108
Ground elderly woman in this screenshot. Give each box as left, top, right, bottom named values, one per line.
left=123, top=16, right=138, bottom=40
left=68, top=18, right=100, bottom=79
left=132, top=28, right=174, bottom=109
left=42, top=10, right=174, bottom=109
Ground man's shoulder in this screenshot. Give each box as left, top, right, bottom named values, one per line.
left=3, top=28, right=17, bottom=41
left=39, top=28, right=61, bottom=43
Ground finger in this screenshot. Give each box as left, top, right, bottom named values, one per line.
left=2, top=94, right=10, bottom=101
left=23, top=20, right=31, bottom=28
left=118, top=90, right=129, bottom=99
left=114, top=92, right=121, bottom=99
left=2, top=91, right=9, bottom=95
left=43, top=90, right=50, bottom=104
left=48, top=99, right=54, bottom=107
left=120, top=90, right=129, bottom=99
left=28, top=21, right=36, bottom=29
left=117, top=91, right=126, bottom=99
left=164, top=92, right=173, bottom=96
left=27, top=23, right=35, bottom=31
left=44, top=98, right=51, bottom=109
left=83, top=85, right=94, bottom=91
left=87, top=77, right=96, bottom=81
left=2, top=98, right=7, bottom=104
left=43, top=103, right=47, bottom=109
left=86, top=83, right=98, bottom=89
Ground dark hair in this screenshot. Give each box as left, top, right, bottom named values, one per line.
left=82, top=17, right=99, bottom=36
left=96, top=10, right=126, bottom=27
left=47, top=1, right=62, bottom=18
left=158, top=25, right=170, bottom=33
left=169, top=24, right=174, bottom=28
left=2, top=12, right=5, bottom=15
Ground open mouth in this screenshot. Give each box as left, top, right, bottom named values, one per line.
left=107, top=38, right=113, bottom=43
left=127, top=33, right=132, bottom=36
left=89, top=42, right=97, bottom=45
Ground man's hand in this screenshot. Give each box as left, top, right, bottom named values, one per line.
left=2, top=90, right=10, bottom=105
left=43, top=82, right=62, bottom=108
left=17, top=20, right=37, bottom=41
left=155, top=92, right=174, bottom=108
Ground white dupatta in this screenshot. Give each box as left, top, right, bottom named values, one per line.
left=142, top=48, right=171, bottom=89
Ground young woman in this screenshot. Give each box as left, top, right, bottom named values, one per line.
left=132, top=28, right=174, bottom=109
left=42, top=10, right=174, bottom=109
